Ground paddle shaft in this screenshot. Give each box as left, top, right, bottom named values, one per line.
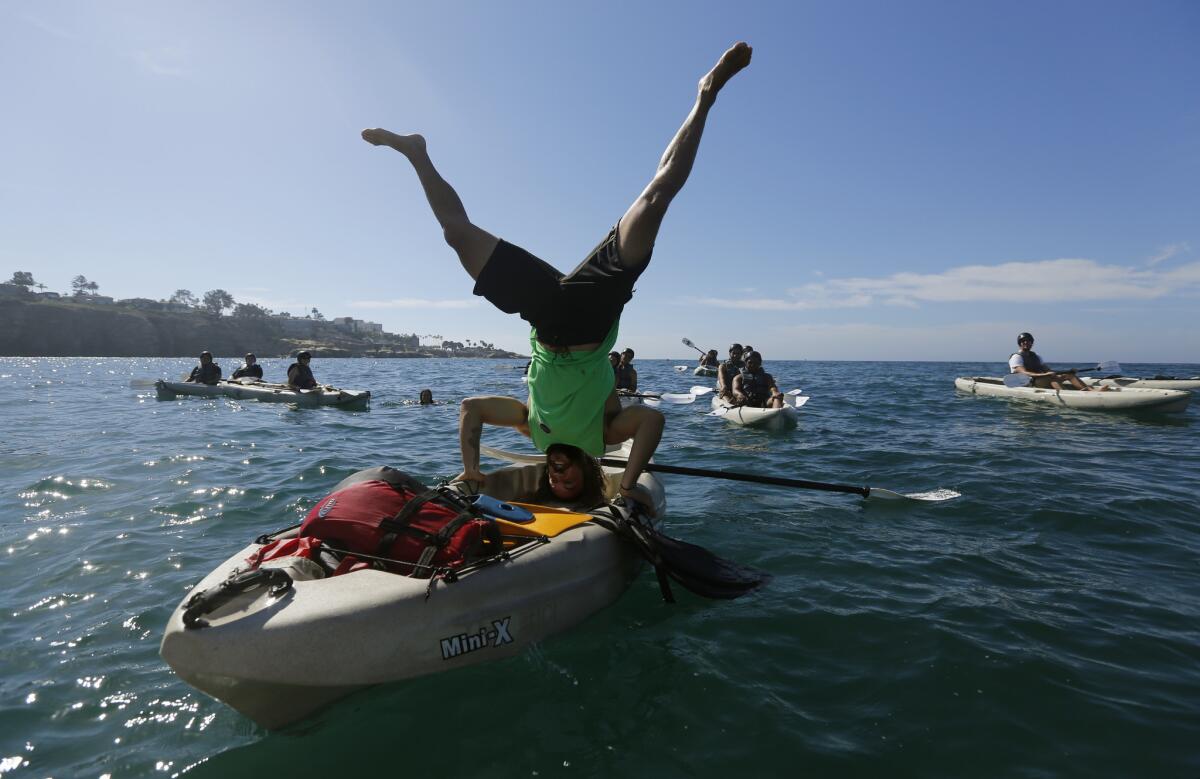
left=600, top=459, right=869, bottom=497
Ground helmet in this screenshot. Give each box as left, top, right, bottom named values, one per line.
left=729, top=343, right=743, bottom=352
left=297, top=350, right=312, bottom=359
left=1017, top=332, right=1034, bottom=344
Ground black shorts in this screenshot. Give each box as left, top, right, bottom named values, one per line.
left=472, top=226, right=651, bottom=347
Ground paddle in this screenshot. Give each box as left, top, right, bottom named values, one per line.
left=681, top=336, right=705, bottom=357
left=1068, top=360, right=1121, bottom=375
left=481, top=445, right=955, bottom=502
left=656, top=393, right=699, bottom=404
left=674, top=365, right=689, bottom=372
left=600, top=458, right=956, bottom=502
left=1004, top=360, right=1122, bottom=388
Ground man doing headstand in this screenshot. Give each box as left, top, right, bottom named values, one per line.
left=363, top=42, right=753, bottom=513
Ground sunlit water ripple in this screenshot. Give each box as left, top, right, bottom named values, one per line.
left=1, top=357, right=1197, bottom=777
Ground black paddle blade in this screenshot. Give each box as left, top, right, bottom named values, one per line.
left=632, top=523, right=771, bottom=600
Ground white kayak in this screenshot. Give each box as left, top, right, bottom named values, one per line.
left=1081, top=375, right=1200, bottom=391
left=954, top=377, right=1191, bottom=413
left=709, top=395, right=799, bottom=429
left=160, top=449, right=664, bottom=729
left=156, top=379, right=370, bottom=409
left=694, top=365, right=718, bottom=377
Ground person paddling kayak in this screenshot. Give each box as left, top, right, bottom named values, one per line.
left=717, top=343, right=745, bottom=400
left=732, top=351, right=785, bottom=408
left=287, top=351, right=319, bottom=390
left=186, top=351, right=221, bottom=385
left=231, top=353, right=263, bottom=381
left=615, top=348, right=638, bottom=393
left=364, top=42, right=753, bottom=512
left=1009, top=332, right=1106, bottom=391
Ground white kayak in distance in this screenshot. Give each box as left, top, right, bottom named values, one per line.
left=954, top=377, right=1191, bottom=413
left=155, top=378, right=370, bottom=409
left=160, top=450, right=665, bottom=729
left=694, top=365, right=718, bottom=377
left=1081, top=375, right=1200, bottom=391
left=709, top=395, right=799, bottom=429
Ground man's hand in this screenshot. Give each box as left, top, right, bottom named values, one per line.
left=461, top=468, right=487, bottom=486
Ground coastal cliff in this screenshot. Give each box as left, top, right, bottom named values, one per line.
left=0, top=299, right=521, bottom=358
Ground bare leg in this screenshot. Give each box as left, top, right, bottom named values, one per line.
left=362, top=129, right=499, bottom=280
left=616, top=42, right=753, bottom=266
left=459, top=396, right=531, bottom=483
left=603, top=395, right=665, bottom=516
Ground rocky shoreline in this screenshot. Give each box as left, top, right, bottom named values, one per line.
left=0, top=298, right=525, bottom=359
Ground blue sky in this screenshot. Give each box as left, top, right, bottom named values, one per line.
left=3, top=1, right=1197, bottom=361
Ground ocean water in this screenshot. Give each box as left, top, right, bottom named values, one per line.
left=2, top=357, right=1198, bottom=778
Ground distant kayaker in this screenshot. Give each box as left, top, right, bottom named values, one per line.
left=732, top=351, right=784, bottom=408
left=231, top=353, right=263, bottom=381
left=364, top=42, right=754, bottom=513
left=615, top=348, right=638, bottom=392
left=185, top=351, right=222, bottom=385
left=419, top=388, right=434, bottom=405
left=699, top=349, right=719, bottom=368
left=287, top=351, right=319, bottom=390
left=717, top=344, right=745, bottom=400
left=1009, top=333, right=1105, bottom=391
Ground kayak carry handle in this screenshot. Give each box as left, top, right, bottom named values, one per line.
left=181, top=567, right=293, bottom=630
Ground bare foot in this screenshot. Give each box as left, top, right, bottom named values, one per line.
left=361, top=129, right=426, bottom=157
left=699, top=42, right=752, bottom=99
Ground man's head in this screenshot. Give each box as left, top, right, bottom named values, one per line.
left=744, top=345, right=754, bottom=355
left=728, top=343, right=744, bottom=359
left=707, top=349, right=718, bottom=359
left=541, top=444, right=604, bottom=505
left=244, top=353, right=256, bottom=365
left=620, top=348, right=634, bottom=364
left=200, top=350, right=213, bottom=364
left=608, top=351, right=620, bottom=367
left=744, top=350, right=762, bottom=370
left=419, top=388, right=433, bottom=405
left=1017, top=333, right=1034, bottom=349
left=297, top=351, right=312, bottom=363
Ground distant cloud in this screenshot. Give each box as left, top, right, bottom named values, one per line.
left=22, top=13, right=79, bottom=40
left=687, top=258, right=1200, bottom=310
left=349, top=298, right=480, bottom=310
left=130, top=47, right=191, bottom=78
left=1146, top=243, right=1190, bottom=266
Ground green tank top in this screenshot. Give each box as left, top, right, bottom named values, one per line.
left=526, top=321, right=619, bottom=456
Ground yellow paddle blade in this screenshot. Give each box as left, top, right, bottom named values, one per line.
left=493, top=502, right=595, bottom=538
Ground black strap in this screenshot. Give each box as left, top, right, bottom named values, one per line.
left=374, top=488, right=456, bottom=556
left=182, top=567, right=292, bottom=629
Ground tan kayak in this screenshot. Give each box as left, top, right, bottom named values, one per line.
left=954, top=377, right=1191, bottom=413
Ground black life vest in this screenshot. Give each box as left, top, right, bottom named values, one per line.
left=232, top=364, right=263, bottom=380
left=1011, top=350, right=1048, bottom=373
left=190, top=363, right=222, bottom=385
left=288, top=362, right=317, bottom=389
left=738, top=368, right=771, bottom=406
left=614, top=362, right=635, bottom=390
